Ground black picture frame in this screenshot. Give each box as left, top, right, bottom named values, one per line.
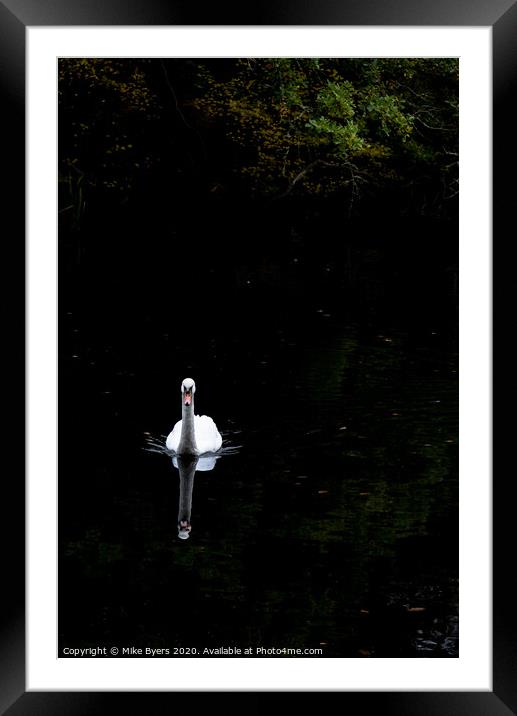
left=2, top=0, right=504, bottom=713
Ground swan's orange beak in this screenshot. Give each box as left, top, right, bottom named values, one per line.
left=184, top=390, right=192, bottom=406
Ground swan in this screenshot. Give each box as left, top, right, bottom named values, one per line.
left=166, top=378, right=222, bottom=455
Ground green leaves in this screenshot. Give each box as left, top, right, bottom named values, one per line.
left=58, top=57, right=459, bottom=222
left=364, top=93, right=413, bottom=139
left=306, top=116, right=365, bottom=155
left=193, top=58, right=458, bottom=210
left=316, top=81, right=356, bottom=121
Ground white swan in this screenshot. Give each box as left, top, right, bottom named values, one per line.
left=166, top=378, right=222, bottom=455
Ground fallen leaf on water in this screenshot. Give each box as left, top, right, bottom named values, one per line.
left=407, top=607, right=426, bottom=613
left=318, top=490, right=329, bottom=495
left=358, top=649, right=371, bottom=656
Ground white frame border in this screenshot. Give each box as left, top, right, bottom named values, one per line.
left=27, top=26, right=491, bottom=691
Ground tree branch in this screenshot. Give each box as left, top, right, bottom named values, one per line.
left=275, top=158, right=350, bottom=199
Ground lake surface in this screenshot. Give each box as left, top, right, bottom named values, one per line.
left=59, top=222, right=458, bottom=658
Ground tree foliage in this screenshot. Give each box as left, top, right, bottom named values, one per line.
left=58, top=58, right=458, bottom=225
left=58, top=59, right=160, bottom=226
left=193, top=58, right=458, bottom=211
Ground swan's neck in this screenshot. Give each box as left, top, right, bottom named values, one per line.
left=178, top=400, right=198, bottom=455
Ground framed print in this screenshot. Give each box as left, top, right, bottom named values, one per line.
left=1, top=0, right=506, bottom=713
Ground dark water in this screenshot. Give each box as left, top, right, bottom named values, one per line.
left=59, top=218, right=458, bottom=658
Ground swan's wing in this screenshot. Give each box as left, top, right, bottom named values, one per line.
left=194, top=415, right=223, bottom=453
left=165, top=419, right=182, bottom=452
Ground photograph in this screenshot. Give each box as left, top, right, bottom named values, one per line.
left=58, top=56, right=459, bottom=659
left=0, top=0, right=505, bottom=710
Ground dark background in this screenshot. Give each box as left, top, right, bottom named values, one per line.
left=58, top=58, right=459, bottom=659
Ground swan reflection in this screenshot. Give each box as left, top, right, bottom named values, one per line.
left=173, top=454, right=218, bottom=540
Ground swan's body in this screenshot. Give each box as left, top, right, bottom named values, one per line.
left=166, top=415, right=222, bottom=454
left=166, top=378, right=222, bottom=456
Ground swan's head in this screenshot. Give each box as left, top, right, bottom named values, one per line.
left=181, top=378, right=196, bottom=407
